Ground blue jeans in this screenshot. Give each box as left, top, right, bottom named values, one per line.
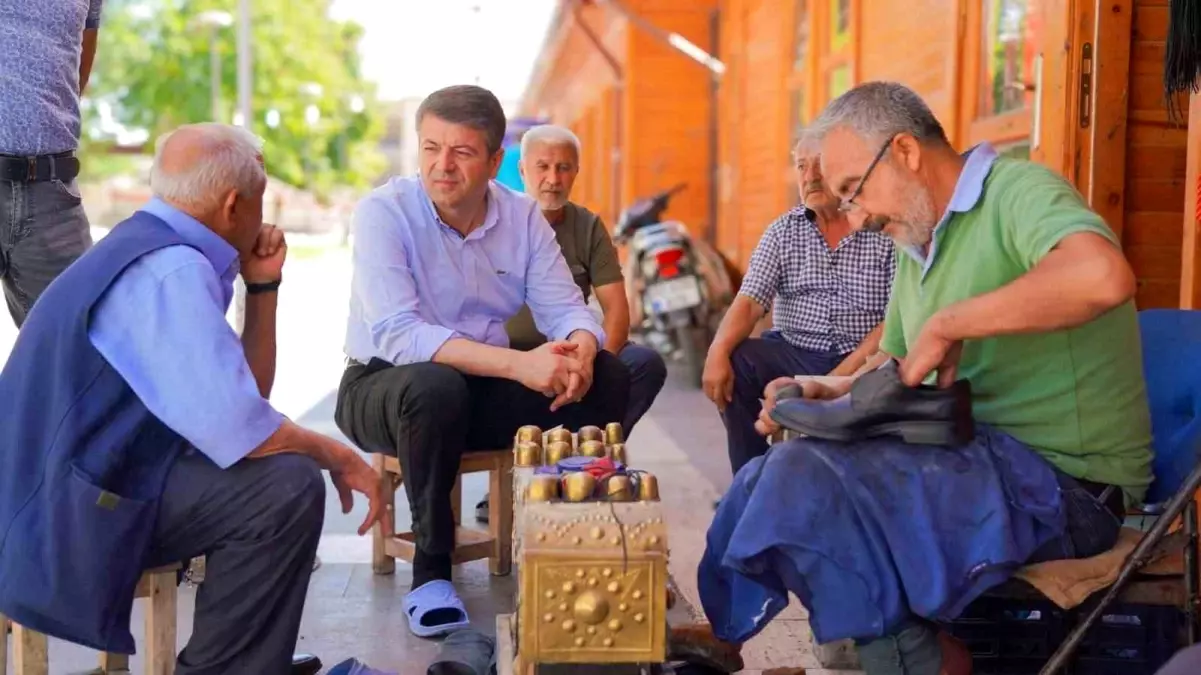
left=0, top=177, right=92, bottom=326
left=617, top=342, right=667, bottom=434
left=721, top=331, right=844, bottom=474
left=855, top=469, right=1123, bottom=675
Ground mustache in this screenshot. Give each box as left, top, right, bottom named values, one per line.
left=803, top=182, right=825, bottom=193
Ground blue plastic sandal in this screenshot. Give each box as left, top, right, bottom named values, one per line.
left=403, top=580, right=471, bottom=638
left=326, top=658, right=396, bottom=675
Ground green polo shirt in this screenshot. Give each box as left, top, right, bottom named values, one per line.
left=881, top=147, right=1153, bottom=502
left=506, top=202, right=623, bottom=349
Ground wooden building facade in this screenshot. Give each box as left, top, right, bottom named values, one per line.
left=520, top=0, right=1200, bottom=309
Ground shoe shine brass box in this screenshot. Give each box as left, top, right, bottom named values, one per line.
left=511, top=425, right=668, bottom=666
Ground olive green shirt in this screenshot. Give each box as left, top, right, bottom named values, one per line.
left=881, top=149, right=1153, bottom=502
left=506, top=202, right=623, bottom=349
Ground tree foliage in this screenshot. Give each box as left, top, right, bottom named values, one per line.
left=86, top=0, right=385, bottom=195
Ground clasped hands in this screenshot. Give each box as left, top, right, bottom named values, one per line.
left=518, top=332, right=599, bottom=411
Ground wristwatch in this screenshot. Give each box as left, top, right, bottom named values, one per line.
left=245, top=279, right=282, bottom=295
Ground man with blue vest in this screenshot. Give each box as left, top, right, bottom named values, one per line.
left=0, top=123, right=388, bottom=675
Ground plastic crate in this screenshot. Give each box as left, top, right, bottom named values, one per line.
left=1069, top=603, right=1183, bottom=675
left=944, top=597, right=1069, bottom=674
left=943, top=597, right=1184, bottom=675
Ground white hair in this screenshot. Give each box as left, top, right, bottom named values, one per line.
left=521, top=124, right=581, bottom=158
left=150, top=123, right=266, bottom=213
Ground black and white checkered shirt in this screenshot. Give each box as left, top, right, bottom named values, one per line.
left=739, top=207, right=895, bottom=355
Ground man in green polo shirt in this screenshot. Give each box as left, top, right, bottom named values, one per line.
left=736, top=82, right=1152, bottom=675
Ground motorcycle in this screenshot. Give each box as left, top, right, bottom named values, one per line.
left=614, top=184, right=731, bottom=387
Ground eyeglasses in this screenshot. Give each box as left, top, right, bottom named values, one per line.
left=838, top=133, right=898, bottom=213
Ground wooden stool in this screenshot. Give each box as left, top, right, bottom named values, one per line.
left=372, top=450, right=514, bottom=577
left=0, top=563, right=180, bottom=675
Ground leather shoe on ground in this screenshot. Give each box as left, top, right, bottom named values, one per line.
left=769, top=360, right=973, bottom=446
left=292, top=652, right=322, bottom=675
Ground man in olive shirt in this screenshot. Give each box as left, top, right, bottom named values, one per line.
left=506, top=125, right=667, bottom=432
left=474, top=126, right=667, bottom=524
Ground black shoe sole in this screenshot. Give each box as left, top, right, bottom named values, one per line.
left=777, top=418, right=973, bottom=446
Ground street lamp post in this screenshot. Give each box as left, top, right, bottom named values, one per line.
left=191, top=11, right=233, bottom=122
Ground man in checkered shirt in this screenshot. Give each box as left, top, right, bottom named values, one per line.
left=703, top=133, right=895, bottom=474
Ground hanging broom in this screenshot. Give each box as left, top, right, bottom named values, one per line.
left=1164, top=0, right=1201, bottom=123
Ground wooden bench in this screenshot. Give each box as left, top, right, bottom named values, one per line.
left=372, top=450, right=514, bottom=577
left=0, top=563, right=181, bottom=675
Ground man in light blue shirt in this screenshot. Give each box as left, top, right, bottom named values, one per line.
left=2, top=123, right=388, bottom=674
left=336, top=85, right=631, bottom=638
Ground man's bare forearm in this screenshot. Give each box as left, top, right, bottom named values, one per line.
left=709, top=295, right=767, bottom=357
left=247, top=418, right=348, bottom=470
left=432, top=338, right=522, bottom=380
left=829, top=323, right=884, bottom=377
left=932, top=233, right=1136, bottom=342
left=80, top=29, right=98, bottom=94
left=241, top=292, right=278, bottom=398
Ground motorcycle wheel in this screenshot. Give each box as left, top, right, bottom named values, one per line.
left=676, top=324, right=708, bottom=389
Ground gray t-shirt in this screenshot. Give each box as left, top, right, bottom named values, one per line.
left=0, top=0, right=104, bottom=156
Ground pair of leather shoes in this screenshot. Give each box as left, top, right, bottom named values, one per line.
left=769, top=360, right=974, bottom=446
left=293, top=653, right=322, bottom=675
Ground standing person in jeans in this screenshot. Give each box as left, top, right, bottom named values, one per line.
left=701, top=133, right=895, bottom=476
left=336, top=85, right=629, bottom=639
left=0, top=0, right=103, bottom=326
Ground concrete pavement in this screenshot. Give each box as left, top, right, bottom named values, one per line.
left=0, top=239, right=846, bottom=674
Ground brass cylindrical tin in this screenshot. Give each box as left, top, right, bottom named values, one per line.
left=514, top=441, right=542, bottom=467
left=579, top=440, right=607, bottom=458
left=608, top=443, right=627, bottom=465
left=604, top=422, right=624, bottom=446
left=605, top=475, right=635, bottom=502
left=526, top=475, right=560, bottom=502
left=545, top=440, right=573, bottom=465
left=637, top=473, right=660, bottom=501
left=577, top=425, right=603, bottom=444
left=515, top=425, right=543, bottom=445
left=546, top=427, right=574, bottom=447
left=561, top=471, right=597, bottom=502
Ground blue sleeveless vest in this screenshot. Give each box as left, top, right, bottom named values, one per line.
left=0, top=212, right=193, bottom=653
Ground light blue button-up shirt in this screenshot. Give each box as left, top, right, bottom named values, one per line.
left=344, top=176, right=605, bottom=365
left=87, top=198, right=285, bottom=469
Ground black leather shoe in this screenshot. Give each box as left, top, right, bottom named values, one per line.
left=292, top=653, right=322, bottom=675
left=769, top=360, right=974, bottom=446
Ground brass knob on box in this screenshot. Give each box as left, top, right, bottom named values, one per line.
left=637, top=473, right=660, bottom=501
left=579, top=440, right=607, bottom=458
left=604, top=422, right=624, bottom=445
left=605, top=475, right=634, bottom=502
left=515, top=425, right=543, bottom=445
left=546, top=427, right=574, bottom=448
left=514, top=441, right=542, bottom=467
left=561, top=471, right=596, bottom=502
left=545, top=441, right=573, bottom=465
left=578, top=425, right=603, bottom=444
left=526, top=475, right=559, bottom=502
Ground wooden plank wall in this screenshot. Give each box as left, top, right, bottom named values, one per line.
left=1125, top=0, right=1191, bottom=309
left=624, top=1, right=717, bottom=239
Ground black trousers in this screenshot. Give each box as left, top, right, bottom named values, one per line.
left=334, top=353, right=630, bottom=582
left=146, top=451, right=325, bottom=675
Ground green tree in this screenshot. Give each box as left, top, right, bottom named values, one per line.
left=86, top=0, right=385, bottom=196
